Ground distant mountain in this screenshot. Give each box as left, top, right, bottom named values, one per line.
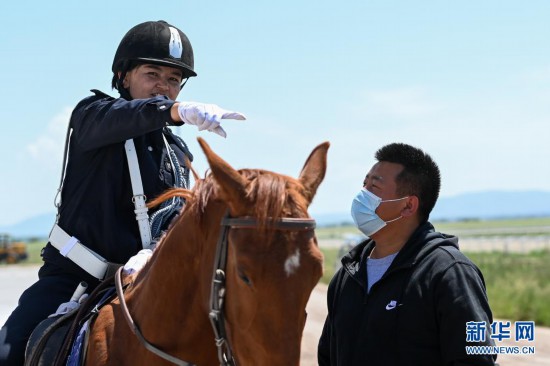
left=312, top=190, right=550, bottom=226
left=2, top=190, right=550, bottom=237
left=430, top=190, right=550, bottom=221
left=0, top=212, right=55, bottom=240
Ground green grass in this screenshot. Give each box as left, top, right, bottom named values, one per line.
left=320, top=247, right=550, bottom=326
left=435, top=217, right=550, bottom=230
left=434, top=217, right=550, bottom=237
left=316, top=216, right=550, bottom=239
left=467, top=250, right=550, bottom=326
left=25, top=241, right=45, bottom=264
left=320, top=247, right=340, bottom=284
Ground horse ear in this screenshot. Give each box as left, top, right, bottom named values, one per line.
left=197, top=137, right=248, bottom=212
left=298, top=141, right=330, bottom=205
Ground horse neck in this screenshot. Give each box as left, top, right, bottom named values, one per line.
left=123, top=207, right=223, bottom=361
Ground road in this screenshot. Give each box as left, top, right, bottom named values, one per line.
left=1, top=265, right=549, bottom=365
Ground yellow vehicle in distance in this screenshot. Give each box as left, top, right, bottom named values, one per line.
left=0, top=233, right=28, bottom=264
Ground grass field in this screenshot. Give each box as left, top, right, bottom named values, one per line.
left=320, top=247, right=550, bottom=327
left=468, top=250, right=550, bottom=326
left=316, top=216, right=550, bottom=239
left=23, top=240, right=44, bottom=264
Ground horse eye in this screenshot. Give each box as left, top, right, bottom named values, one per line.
left=238, top=272, right=252, bottom=286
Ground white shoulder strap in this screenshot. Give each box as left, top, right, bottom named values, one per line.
left=124, top=139, right=152, bottom=249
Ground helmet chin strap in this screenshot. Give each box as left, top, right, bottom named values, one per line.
left=180, top=78, right=189, bottom=90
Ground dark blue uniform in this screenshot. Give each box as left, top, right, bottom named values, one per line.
left=0, top=90, right=192, bottom=365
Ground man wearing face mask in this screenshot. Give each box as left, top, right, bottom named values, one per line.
left=318, top=143, right=496, bottom=366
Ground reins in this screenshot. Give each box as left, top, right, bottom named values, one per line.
left=114, top=212, right=316, bottom=366
left=114, top=267, right=194, bottom=366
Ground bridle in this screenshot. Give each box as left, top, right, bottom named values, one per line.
left=115, top=212, right=316, bottom=366
left=209, top=214, right=317, bottom=365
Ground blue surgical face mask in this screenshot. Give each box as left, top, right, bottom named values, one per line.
left=350, top=188, right=408, bottom=237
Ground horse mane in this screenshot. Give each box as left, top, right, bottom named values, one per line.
left=148, top=169, right=309, bottom=230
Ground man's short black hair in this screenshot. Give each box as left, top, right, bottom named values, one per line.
left=375, top=143, right=441, bottom=222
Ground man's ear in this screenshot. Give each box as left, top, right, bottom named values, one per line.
left=401, top=196, right=419, bottom=218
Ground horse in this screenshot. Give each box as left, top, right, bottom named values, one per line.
left=81, top=137, right=329, bottom=365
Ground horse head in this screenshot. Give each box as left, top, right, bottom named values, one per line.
left=193, top=138, right=329, bottom=365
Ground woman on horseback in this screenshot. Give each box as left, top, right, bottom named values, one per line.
left=0, top=20, right=245, bottom=365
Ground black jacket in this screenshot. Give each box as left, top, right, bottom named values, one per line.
left=42, top=90, right=192, bottom=282
left=318, top=222, right=496, bottom=366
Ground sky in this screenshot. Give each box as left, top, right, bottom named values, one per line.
left=1, top=1, right=549, bottom=226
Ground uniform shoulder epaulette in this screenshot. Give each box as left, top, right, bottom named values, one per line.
left=90, top=89, right=115, bottom=100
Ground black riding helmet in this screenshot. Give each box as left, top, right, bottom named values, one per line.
left=111, top=20, right=197, bottom=96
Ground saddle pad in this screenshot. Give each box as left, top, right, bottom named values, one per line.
left=66, top=287, right=116, bottom=365
left=66, top=319, right=90, bottom=366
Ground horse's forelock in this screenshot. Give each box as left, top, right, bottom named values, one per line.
left=246, top=170, right=308, bottom=223
left=189, top=169, right=308, bottom=227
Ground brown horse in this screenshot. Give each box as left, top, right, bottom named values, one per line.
left=84, top=138, right=329, bottom=365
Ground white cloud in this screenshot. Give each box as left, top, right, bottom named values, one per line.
left=25, top=107, right=72, bottom=172
left=0, top=108, right=72, bottom=225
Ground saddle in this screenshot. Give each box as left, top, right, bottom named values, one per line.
left=24, top=277, right=119, bottom=366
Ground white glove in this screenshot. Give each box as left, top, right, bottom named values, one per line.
left=177, top=102, right=246, bottom=138
left=48, top=282, right=89, bottom=318
left=123, top=248, right=153, bottom=275
left=49, top=301, right=79, bottom=318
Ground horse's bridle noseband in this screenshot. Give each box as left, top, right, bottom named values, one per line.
left=115, top=213, right=316, bottom=366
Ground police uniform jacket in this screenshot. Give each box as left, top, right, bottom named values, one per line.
left=318, top=222, right=496, bottom=366
left=42, top=90, right=192, bottom=283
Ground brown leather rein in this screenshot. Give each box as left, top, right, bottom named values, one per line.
left=114, top=214, right=316, bottom=366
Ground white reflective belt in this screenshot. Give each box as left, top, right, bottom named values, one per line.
left=49, top=224, right=109, bottom=280
left=124, top=139, right=152, bottom=249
